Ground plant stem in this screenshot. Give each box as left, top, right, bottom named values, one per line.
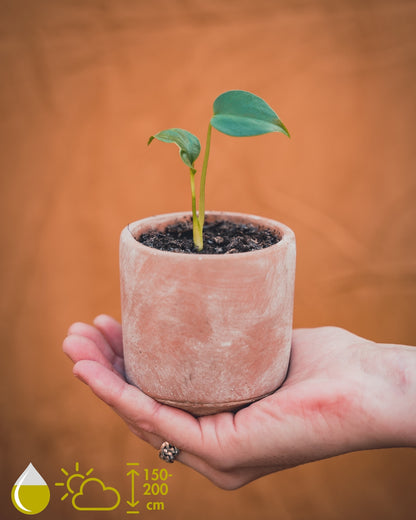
left=198, top=122, right=212, bottom=231
left=189, top=168, right=203, bottom=250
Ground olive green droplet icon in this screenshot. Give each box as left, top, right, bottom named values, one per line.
left=11, top=463, right=50, bottom=515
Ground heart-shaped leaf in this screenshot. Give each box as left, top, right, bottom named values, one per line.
left=211, top=90, right=290, bottom=138
left=148, top=128, right=201, bottom=172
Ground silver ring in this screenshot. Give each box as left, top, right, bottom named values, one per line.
left=159, top=441, right=180, bottom=463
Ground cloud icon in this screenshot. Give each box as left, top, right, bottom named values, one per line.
left=72, top=477, right=121, bottom=511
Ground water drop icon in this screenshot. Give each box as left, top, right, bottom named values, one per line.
left=11, top=463, right=50, bottom=515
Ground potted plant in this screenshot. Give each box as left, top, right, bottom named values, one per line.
left=120, top=90, right=296, bottom=416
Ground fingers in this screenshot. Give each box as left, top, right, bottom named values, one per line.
left=93, top=314, right=123, bottom=356
left=63, top=334, right=120, bottom=374
left=65, top=321, right=124, bottom=375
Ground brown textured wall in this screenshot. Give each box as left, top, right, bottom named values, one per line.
left=1, top=1, right=415, bottom=519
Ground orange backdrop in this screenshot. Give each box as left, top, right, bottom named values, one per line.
left=1, top=1, right=415, bottom=519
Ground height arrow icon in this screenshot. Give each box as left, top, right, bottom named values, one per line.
left=127, top=469, right=140, bottom=507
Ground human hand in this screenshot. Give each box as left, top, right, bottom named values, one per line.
left=63, top=316, right=416, bottom=489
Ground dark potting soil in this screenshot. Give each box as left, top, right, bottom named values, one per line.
left=138, top=218, right=280, bottom=254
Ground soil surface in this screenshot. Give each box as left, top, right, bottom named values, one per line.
left=138, top=218, right=280, bottom=254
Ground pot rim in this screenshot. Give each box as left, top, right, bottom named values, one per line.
left=124, top=210, right=295, bottom=258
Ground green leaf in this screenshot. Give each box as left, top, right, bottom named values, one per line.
left=148, top=128, right=201, bottom=171
left=210, top=90, right=290, bottom=138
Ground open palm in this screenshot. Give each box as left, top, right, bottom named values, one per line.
left=63, top=315, right=395, bottom=489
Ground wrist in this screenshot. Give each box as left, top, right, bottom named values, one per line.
left=365, top=342, right=416, bottom=448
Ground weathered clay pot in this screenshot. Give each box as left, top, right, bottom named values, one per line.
left=120, top=211, right=296, bottom=416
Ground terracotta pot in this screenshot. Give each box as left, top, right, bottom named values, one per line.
left=120, top=211, right=296, bottom=416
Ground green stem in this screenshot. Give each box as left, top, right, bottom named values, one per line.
left=189, top=168, right=203, bottom=250
left=198, top=122, right=212, bottom=231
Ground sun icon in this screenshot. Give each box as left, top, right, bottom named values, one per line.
left=55, top=462, right=94, bottom=501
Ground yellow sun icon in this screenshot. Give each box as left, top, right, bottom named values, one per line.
left=55, top=462, right=94, bottom=502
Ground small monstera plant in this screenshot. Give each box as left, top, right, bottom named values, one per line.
left=148, top=90, right=290, bottom=251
